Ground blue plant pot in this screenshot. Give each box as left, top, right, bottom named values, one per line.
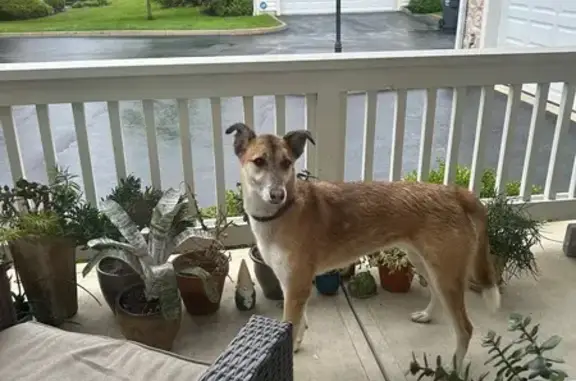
left=314, top=272, right=341, bottom=295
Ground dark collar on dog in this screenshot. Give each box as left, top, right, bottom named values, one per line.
left=249, top=197, right=295, bottom=223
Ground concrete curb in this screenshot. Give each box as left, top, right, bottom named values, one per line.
left=399, top=6, right=441, bottom=29
left=0, top=15, right=287, bottom=38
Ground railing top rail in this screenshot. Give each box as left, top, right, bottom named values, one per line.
left=1, top=47, right=576, bottom=82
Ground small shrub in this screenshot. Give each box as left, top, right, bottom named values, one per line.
left=403, top=159, right=542, bottom=198
left=44, top=0, right=66, bottom=12
left=0, top=0, right=53, bottom=20
left=204, top=0, right=252, bottom=17
left=406, top=0, right=442, bottom=14
left=201, top=186, right=244, bottom=219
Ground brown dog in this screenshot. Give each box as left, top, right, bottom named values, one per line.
left=225, top=122, right=500, bottom=372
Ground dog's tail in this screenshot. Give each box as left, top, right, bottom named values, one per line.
left=456, top=187, right=501, bottom=313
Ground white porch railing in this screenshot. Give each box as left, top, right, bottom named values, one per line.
left=1, top=47, right=576, bottom=248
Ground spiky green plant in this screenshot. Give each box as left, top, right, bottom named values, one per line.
left=82, top=188, right=219, bottom=319
left=407, top=313, right=568, bottom=381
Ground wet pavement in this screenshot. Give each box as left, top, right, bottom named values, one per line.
left=0, top=13, right=574, bottom=207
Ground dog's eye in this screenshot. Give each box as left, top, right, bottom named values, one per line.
left=253, top=157, right=266, bottom=167
left=280, top=159, right=292, bottom=170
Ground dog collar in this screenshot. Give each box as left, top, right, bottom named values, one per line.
left=249, top=198, right=295, bottom=223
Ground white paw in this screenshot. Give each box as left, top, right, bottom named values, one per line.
left=411, top=310, right=433, bottom=324
left=293, top=339, right=302, bottom=353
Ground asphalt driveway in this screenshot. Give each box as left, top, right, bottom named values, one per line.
left=0, top=13, right=454, bottom=62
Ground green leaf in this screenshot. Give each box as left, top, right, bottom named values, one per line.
left=87, top=237, right=138, bottom=254
left=148, top=188, right=184, bottom=264
left=171, top=227, right=218, bottom=253
left=100, top=199, right=149, bottom=256
left=178, top=266, right=220, bottom=304
left=540, top=335, right=562, bottom=351
left=144, top=262, right=181, bottom=320
left=82, top=248, right=144, bottom=279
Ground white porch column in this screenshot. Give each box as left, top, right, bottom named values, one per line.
left=479, top=0, right=503, bottom=48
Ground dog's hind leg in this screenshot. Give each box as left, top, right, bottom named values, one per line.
left=427, top=254, right=473, bottom=373
left=407, top=254, right=440, bottom=324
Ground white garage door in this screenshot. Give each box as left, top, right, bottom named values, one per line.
left=279, top=0, right=396, bottom=16
left=497, top=0, right=576, bottom=108
left=497, top=0, right=576, bottom=48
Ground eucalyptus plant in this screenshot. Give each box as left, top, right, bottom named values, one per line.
left=82, top=188, right=218, bottom=319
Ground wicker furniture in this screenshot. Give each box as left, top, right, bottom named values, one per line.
left=0, top=303, right=293, bottom=381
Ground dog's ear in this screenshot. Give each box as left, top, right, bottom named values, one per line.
left=283, top=130, right=316, bottom=160
left=225, top=123, right=256, bottom=158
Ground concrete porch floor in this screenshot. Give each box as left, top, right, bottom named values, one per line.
left=64, top=220, right=576, bottom=380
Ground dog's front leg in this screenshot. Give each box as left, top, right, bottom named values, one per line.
left=283, top=275, right=312, bottom=353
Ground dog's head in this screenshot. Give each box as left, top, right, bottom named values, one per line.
left=225, top=123, right=315, bottom=207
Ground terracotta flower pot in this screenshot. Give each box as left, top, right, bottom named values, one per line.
left=173, top=251, right=229, bottom=316
left=248, top=246, right=283, bottom=300
left=378, top=265, right=413, bottom=293
left=10, top=238, right=78, bottom=326
left=115, top=283, right=181, bottom=351
left=97, top=257, right=144, bottom=314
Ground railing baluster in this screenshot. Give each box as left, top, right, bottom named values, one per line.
left=469, top=85, right=494, bottom=195
left=496, top=84, right=521, bottom=194
left=520, top=83, right=550, bottom=200
left=274, top=95, right=286, bottom=136
left=315, top=91, right=346, bottom=182
left=361, top=91, right=378, bottom=182
left=444, top=87, right=466, bottom=185
left=569, top=157, right=576, bottom=199
left=210, top=97, right=226, bottom=214
left=71, top=102, right=97, bottom=205
left=544, top=83, right=576, bottom=200
left=178, top=99, right=195, bottom=193
left=36, top=104, right=57, bottom=182
left=305, top=93, right=318, bottom=174
left=417, top=88, right=437, bottom=182
left=107, top=101, right=127, bottom=182
left=242, top=96, right=254, bottom=129
left=0, top=106, right=24, bottom=183
left=390, top=89, right=407, bottom=181
left=142, top=99, right=161, bottom=190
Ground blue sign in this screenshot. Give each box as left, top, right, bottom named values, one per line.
left=259, top=1, right=267, bottom=10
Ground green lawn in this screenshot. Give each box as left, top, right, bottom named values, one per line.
left=0, top=0, right=279, bottom=33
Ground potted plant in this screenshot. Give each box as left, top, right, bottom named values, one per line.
left=314, top=270, right=341, bottom=295
left=370, top=248, right=414, bottom=293
left=172, top=193, right=232, bottom=316
left=469, top=193, right=542, bottom=292
left=0, top=169, right=100, bottom=326
left=347, top=257, right=377, bottom=299
left=92, top=176, right=193, bottom=313
left=82, top=187, right=203, bottom=350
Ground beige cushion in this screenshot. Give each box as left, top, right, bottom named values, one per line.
left=0, top=322, right=208, bottom=381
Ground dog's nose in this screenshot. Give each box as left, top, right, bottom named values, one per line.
left=269, top=188, right=286, bottom=204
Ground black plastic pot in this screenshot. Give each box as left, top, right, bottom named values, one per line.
left=248, top=246, right=283, bottom=301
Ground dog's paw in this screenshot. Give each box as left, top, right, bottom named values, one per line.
left=293, top=339, right=302, bottom=353
left=411, top=310, right=433, bottom=324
